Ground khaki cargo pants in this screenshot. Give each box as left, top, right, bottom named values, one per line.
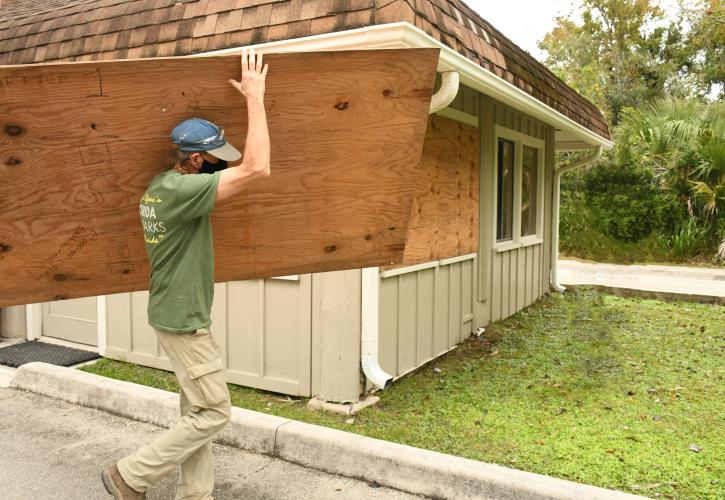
left=117, top=327, right=231, bottom=500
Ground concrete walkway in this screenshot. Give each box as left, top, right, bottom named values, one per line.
left=558, top=259, right=725, bottom=301
left=0, top=387, right=421, bottom=500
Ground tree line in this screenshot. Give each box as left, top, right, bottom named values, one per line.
left=540, top=0, right=724, bottom=263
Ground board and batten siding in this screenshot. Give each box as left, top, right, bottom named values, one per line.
left=378, top=254, right=477, bottom=381
left=0, top=304, right=26, bottom=340
left=105, top=276, right=313, bottom=396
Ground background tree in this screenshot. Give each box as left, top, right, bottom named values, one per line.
left=542, top=0, right=724, bottom=263
left=539, top=0, right=695, bottom=125
left=682, top=0, right=724, bottom=99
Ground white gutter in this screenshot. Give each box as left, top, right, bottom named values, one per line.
left=361, top=267, right=393, bottom=390
left=199, top=22, right=612, bottom=150
left=429, top=71, right=459, bottom=114
left=551, top=146, right=602, bottom=292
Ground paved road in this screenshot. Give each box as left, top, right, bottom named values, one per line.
left=558, top=259, right=725, bottom=298
left=0, top=388, right=423, bottom=500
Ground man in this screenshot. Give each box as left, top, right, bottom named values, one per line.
left=101, top=48, right=270, bottom=500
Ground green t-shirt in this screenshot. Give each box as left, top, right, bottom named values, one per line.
left=139, top=169, right=222, bottom=333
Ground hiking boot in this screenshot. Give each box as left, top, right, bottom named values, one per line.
left=101, top=463, right=146, bottom=499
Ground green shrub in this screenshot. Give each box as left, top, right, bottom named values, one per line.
left=583, top=161, right=662, bottom=242
left=655, top=195, right=690, bottom=237
left=664, top=217, right=709, bottom=259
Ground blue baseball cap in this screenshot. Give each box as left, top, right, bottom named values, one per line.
left=171, top=118, right=241, bottom=161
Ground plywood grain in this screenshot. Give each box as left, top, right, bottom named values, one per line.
left=0, top=48, right=439, bottom=307
left=381, top=114, right=479, bottom=270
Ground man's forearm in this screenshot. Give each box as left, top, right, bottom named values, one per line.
left=241, top=97, right=270, bottom=175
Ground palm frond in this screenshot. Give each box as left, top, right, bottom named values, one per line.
left=690, top=177, right=725, bottom=215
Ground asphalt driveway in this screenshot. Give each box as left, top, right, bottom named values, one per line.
left=0, top=387, right=421, bottom=500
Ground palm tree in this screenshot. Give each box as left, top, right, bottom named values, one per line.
left=616, top=98, right=725, bottom=259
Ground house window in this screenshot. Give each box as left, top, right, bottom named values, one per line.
left=494, top=125, right=545, bottom=249
left=521, top=145, right=538, bottom=237
left=496, top=138, right=514, bottom=241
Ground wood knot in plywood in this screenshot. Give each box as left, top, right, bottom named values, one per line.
left=334, top=101, right=349, bottom=111
left=0, top=242, right=12, bottom=253
left=364, top=234, right=372, bottom=241
left=382, top=89, right=393, bottom=97
left=4, top=156, right=22, bottom=166
left=324, top=244, right=337, bottom=253
left=4, top=124, right=23, bottom=137
left=74, top=189, right=102, bottom=207
left=53, top=274, right=68, bottom=282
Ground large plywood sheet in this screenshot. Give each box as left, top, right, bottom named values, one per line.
left=0, top=48, right=439, bottom=307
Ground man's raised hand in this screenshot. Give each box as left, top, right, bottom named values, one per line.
left=228, top=48, right=268, bottom=100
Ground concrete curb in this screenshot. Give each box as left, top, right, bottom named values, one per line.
left=9, top=362, right=286, bottom=456
left=0, top=364, right=15, bottom=388
left=274, top=421, right=641, bottom=500
left=566, top=284, right=724, bottom=305
left=10, top=362, right=644, bottom=500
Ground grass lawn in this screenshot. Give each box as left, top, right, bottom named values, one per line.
left=81, top=288, right=724, bottom=499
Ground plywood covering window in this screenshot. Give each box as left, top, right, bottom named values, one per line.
left=494, top=126, right=545, bottom=250
left=496, top=139, right=515, bottom=241
left=380, top=114, right=480, bottom=271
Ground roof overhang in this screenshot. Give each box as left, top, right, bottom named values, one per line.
left=199, top=22, right=613, bottom=151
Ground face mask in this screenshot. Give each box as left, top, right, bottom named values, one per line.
left=200, top=158, right=228, bottom=174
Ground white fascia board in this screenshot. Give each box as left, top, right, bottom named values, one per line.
left=198, top=22, right=612, bottom=150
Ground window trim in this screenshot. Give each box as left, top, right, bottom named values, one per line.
left=493, top=125, right=545, bottom=250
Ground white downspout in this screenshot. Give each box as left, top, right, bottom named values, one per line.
left=97, top=296, right=107, bottom=356
left=361, top=267, right=393, bottom=390
left=551, top=146, right=603, bottom=292
left=359, top=72, right=459, bottom=391
left=429, top=71, right=459, bottom=114
left=25, top=303, right=42, bottom=341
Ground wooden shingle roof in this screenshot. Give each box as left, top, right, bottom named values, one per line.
left=0, top=0, right=610, bottom=140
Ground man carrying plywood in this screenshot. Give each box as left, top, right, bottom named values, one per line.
left=101, top=48, right=271, bottom=500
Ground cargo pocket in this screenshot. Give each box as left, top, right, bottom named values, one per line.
left=186, top=357, right=229, bottom=408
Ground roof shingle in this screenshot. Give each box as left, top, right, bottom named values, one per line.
left=0, top=0, right=609, bottom=139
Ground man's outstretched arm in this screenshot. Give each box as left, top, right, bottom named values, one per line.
left=216, top=48, right=271, bottom=203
